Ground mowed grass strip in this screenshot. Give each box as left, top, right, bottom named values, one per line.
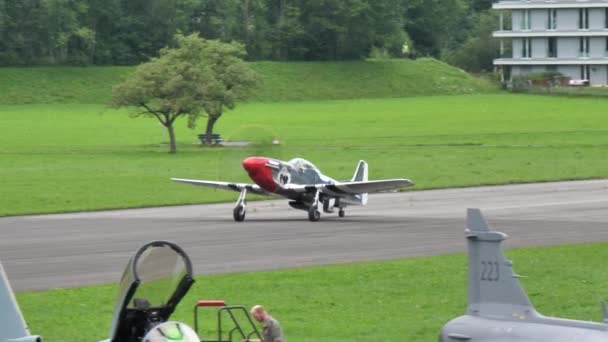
left=1, top=94, right=607, bottom=216
left=17, top=242, right=608, bottom=342
left=0, top=59, right=496, bottom=105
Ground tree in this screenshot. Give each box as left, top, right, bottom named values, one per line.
left=111, top=56, right=208, bottom=153
left=111, top=33, right=257, bottom=152
left=442, top=10, right=500, bottom=73
left=403, top=0, right=469, bottom=57
left=0, top=0, right=496, bottom=66
left=161, top=34, right=258, bottom=144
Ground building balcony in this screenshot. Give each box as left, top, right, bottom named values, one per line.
left=494, top=29, right=608, bottom=37
left=494, top=56, right=608, bottom=65
left=494, top=1, right=608, bottom=10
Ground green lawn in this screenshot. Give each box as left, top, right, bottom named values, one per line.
left=0, top=59, right=496, bottom=105
left=1, top=94, right=607, bottom=216
left=17, top=242, right=608, bottom=342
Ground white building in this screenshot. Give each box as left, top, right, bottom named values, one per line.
left=493, top=0, right=608, bottom=85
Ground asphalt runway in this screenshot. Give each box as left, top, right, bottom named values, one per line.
left=1, top=180, right=608, bottom=291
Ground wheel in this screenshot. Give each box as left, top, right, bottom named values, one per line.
left=338, top=209, right=345, bottom=218
left=308, top=205, right=321, bottom=222
left=233, top=205, right=246, bottom=222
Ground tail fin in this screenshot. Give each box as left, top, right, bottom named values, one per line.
left=352, top=160, right=368, bottom=182
left=352, top=160, right=368, bottom=205
left=0, top=262, right=42, bottom=342
left=602, top=301, right=608, bottom=324
left=466, top=209, right=538, bottom=319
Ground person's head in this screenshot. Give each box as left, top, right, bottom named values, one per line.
left=250, top=305, right=269, bottom=322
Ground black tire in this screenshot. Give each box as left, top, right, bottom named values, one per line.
left=233, top=206, right=246, bottom=222
left=308, top=206, right=321, bottom=222
left=338, top=209, right=345, bottom=218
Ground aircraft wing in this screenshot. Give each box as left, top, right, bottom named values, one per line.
left=171, top=178, right=270, bottom=196
left=286, top=179, right=414, bottom=195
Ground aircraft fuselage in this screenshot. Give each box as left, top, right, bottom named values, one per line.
left=441, top=315, right=608, bottom=341
left=243, top=156, right=339, bottom=202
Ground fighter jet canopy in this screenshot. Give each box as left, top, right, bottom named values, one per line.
left=108, top=241, right=194, bottom=342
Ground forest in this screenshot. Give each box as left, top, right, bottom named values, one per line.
left=0, top=0, right=497, bottom=71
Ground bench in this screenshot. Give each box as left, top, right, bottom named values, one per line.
left=198, top=133, right=223, bottom=145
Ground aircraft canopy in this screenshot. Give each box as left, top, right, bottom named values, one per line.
left=288, top=158, right=319, bottom=172
left=109, top=241, right=194, bottom=342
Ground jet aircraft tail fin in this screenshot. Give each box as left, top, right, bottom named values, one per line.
left=0, top=262, right=42, bottom=342
left=351, top=160, right=369, bottom=205
left=601, top=301, right=608, bottom=324
left=466, top=209, right=538, bottom=320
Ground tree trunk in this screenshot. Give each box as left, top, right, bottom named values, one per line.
left=167, top=123, right=177, bottom=153
left=204, top=115, right=219, bottom=145
left=243, top=0, right=251, bottom=48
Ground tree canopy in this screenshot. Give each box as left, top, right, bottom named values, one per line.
left=111, top=33, right=257, bottom=153
left=0, top=0, right=497, bottom=66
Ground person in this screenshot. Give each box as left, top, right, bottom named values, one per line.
left=250, top=305, right=285, bottom=342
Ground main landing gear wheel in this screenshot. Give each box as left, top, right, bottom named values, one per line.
left=308, top=206, right=321, bottom=222
left=233, top=205, right=246, bottom=222
left=338, top=209, right=345, bottom=218
left=233, top=188, right=247, bottom=222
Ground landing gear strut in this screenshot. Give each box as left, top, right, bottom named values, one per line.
left=308, top=189, right=321, bottom=222
left=233, top=188, right=247, bottom=222
left=338, top=209, right=345, bottom=218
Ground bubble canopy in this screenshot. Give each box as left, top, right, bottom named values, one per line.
left=287, top=158, right=319, bottom=172
left=109, top=241, right=195, bottom=342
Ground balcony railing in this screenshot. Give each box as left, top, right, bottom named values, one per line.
left=494, top=0, right=608, bottom=9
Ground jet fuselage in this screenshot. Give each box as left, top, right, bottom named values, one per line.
left=440, top=315, right=608, bottom=341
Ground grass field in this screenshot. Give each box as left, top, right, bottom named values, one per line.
left=0, top=59, right=496, bottom=105
left=3, top=62, right=608, bottom=342
left=16, top=242, right=608, bottom=342
left=1, top=94, right=607, bottom=216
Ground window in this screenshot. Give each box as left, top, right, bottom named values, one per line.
left=548, top=9, right=557, bottom=30
left=580, top=37, right=590, bottom=57
left=522, top=38, right=532, bottom=58
left=548, top=37, right=558, bottom=58
left=581, top=65, right=590, bottom=80
left=521, top=10, right=531, bottom=30
left=579, top=9, right=589, bottom=29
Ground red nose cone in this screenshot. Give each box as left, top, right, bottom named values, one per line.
left=242, top=157, right=276, bottom=192
left=242, top=157, right=267, bottom=173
